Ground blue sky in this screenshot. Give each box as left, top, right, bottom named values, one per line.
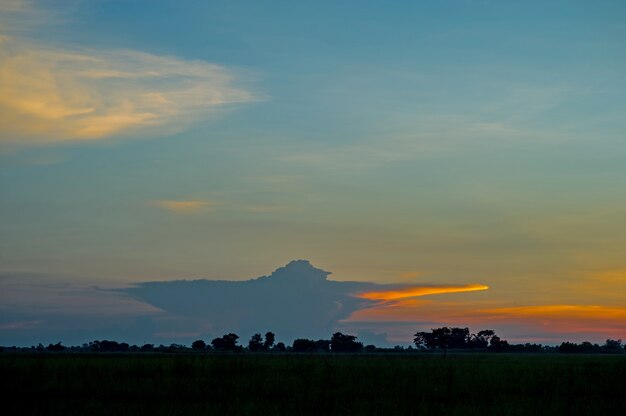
left=1, top=0, right=626, bottom=345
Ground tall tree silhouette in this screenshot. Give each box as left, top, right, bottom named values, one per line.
left=414, top=327, right=452, bottom=356
left=264, top=332, right=275, bottom=350
left=248, top=333, right=264, bottom=351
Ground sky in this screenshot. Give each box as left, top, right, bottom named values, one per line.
left=1, top=0, right=625, bottom=347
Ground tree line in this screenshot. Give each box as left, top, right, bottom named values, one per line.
left=2, top=327, right=624, bottom=355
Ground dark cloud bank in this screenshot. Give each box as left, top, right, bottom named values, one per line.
left=121, top=260, right=379, bottom=342
left=1, top=260, right=447, bottom=346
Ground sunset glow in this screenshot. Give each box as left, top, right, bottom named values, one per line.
left=477, top=305, right=626, bottom=320
left=1, top=0, right=625, bottom=347
left=357, top=284, right=489, bottom=301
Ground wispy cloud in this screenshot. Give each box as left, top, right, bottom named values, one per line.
left=0, top=0, right=73, bottom=34
left=278, top=82, right=585, bottom=171
left=0, top=36, right=256, bottom=145
left=150, top=199, right=217, bottom=214
left=0, top=0, right=30, bottom=12
left=0, top=320, right=41, bottom=330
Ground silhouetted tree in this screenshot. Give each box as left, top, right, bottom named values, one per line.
left=273, top=342, right=286, bottom=352
left=431, top=327, right=453, bottom=356
left=580, top=341, right=601, bottom=353
left=602, top=339, right=623, bottom=353
left=468, top=329, right=495, bottom=349
left=291, top=338, right=332, bottom=352
left=264, top=332, right=275, bottom=350
left=211, top=333, right=240, bottom=351
left=330, top=332, right=363, bottom=352
left=414, top=327, right=452, bottom=356
left=88, top=340, right=130, bottom=352
left=559, top=342, right=578, bottom=353
left=489, top=335, right=509, bottom=352
left=508, top=343, right=544, bottom=353
left=292, top=339, right=317, bottom=352
left=413, top=332, right=432, bottom=350
left=140, top=344, right=154, bottom=352
left=46, top=342, right=66, bottom=352
left=415, top=327, right=510, bottom=355
left=448, top=327, right=470, bottom=349
left=191, top=340, right=207, bottom=351
left=248, top=333, right=264, bottom=351
left=314, top=339, right=331, bottom=352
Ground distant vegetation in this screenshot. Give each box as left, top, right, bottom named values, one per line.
left=2, top=327, right=624, bottom=355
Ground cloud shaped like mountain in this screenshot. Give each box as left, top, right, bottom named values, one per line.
left=0, top=260, right=487, bottom=346
left=122, top=260, right=376, bottom=340
left=121, top=259, right=487, bottom=342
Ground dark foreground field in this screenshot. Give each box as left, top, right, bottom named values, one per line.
left=2, top=353, right=625, bottom=415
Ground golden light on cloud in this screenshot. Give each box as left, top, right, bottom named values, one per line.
left=151, top=199, right=217, bottom=214
left=0, top=36, right=256, bottom=144
left=358, top=284, right=489, bottom=301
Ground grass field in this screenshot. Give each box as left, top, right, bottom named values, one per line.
left=2, top=353, right=625, bottom=415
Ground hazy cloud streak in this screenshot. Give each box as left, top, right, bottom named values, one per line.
left=150, top=199, right=218, bottom=214
left=0, top=36, right=256, bottom=144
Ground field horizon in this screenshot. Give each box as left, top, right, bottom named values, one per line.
left=3, top=353, right=625, bottom=415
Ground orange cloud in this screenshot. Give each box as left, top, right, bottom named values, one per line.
left=358, top=284, right=489, bottom=301
left=151, top=199, right=217, bottom=214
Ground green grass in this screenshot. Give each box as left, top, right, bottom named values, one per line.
left=2, top=353, right=625, bottom=415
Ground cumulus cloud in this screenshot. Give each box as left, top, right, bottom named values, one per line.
left=150, top=199, right=218, bottom=214
left=0, top=261, right=490, bottom=346
left=0, top=36, right=256, bottom=144
left=119, top=260, right=489, bottom=344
